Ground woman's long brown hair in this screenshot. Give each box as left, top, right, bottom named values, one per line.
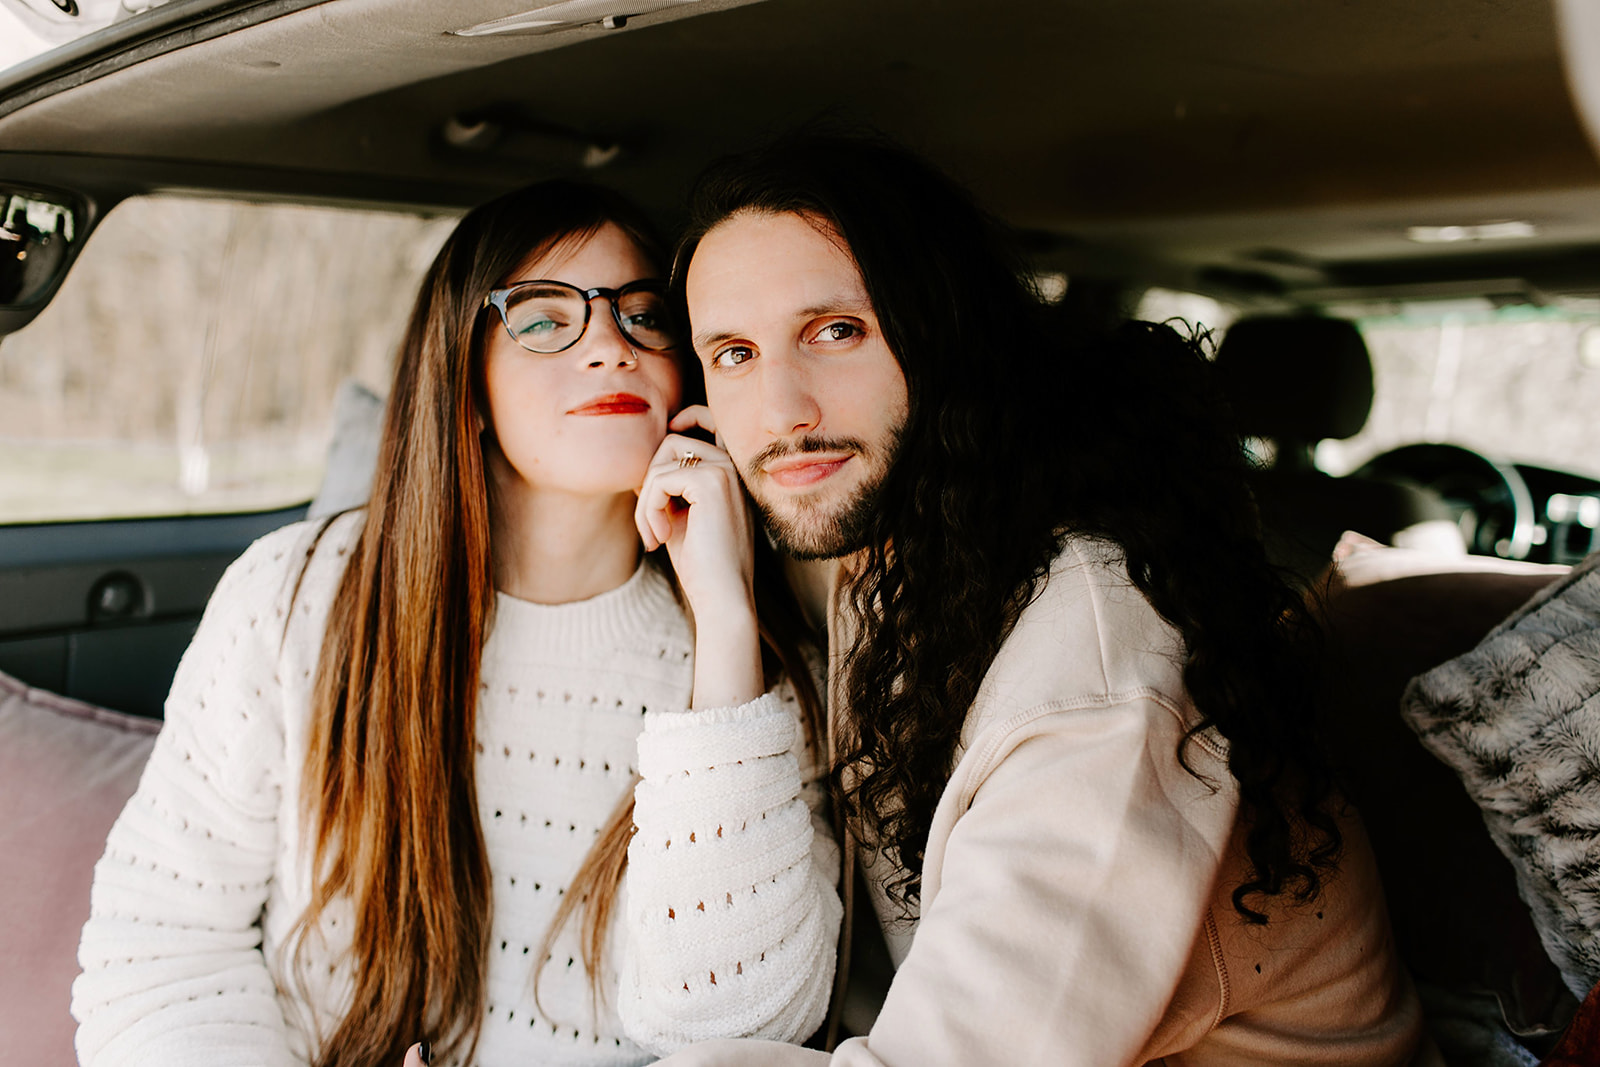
left=290, top=183, right=826, bottom=1066
left=285, top=182, right=764, bottom=1067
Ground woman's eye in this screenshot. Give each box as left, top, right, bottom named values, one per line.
left=812, top=320, right=860, bottom=343
left=623, top=312, right=658, bottom=330
left=712, top=344, right=755, bottom=368
left=517, top=317, right=562, bottom=336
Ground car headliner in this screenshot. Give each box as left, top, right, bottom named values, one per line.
left=1, top=0, right=1599, bottom=306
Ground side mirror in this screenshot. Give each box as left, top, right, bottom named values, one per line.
left=0, top=184, right=86, bottom=308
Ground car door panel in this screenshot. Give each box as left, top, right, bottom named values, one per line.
left=0, top=505, right=303, bottom=718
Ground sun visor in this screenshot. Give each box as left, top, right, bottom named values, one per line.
left=1555, top=0, right=1600, bottom=164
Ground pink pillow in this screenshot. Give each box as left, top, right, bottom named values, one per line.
left=0, top=669, right=157, bottom=1066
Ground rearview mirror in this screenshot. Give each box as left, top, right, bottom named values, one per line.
left=0, top=185, right=85, bottom=308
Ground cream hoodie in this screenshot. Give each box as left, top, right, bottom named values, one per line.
left=658, top=537, right=1428, bottom=1067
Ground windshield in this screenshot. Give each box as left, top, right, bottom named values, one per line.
left=0, top=0, right=176, bottom=77
left=1136, top=287, right=1600, bottom=478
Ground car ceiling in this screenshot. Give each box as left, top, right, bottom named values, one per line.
left=1, top=0, right=1598, bottom=304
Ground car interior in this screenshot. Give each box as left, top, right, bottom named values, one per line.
left=6, top=0, right=1600, bottom=1062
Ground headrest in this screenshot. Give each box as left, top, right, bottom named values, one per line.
left=308, top=379, right=385, bottom=519
left=1214, top=315, right=1374, bottom=443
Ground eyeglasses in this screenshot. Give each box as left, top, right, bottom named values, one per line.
left=482, top=278, right=678, bottom=355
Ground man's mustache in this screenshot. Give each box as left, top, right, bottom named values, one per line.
left=747, top=435, right=868, bottom=474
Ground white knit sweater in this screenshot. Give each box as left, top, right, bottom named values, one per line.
left=71, top=514, right=839, bottom=1067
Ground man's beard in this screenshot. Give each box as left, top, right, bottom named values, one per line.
left=743, top=426, right=902, bottom=561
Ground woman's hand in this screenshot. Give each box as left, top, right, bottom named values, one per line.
left=636, top=406, right=763, bottom=709
left=636, top=406, right=755, bottom=612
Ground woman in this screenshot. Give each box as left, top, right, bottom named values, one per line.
left=650, top=132, right=1426, bottom=1065
left=71, top=181, right=840, bottom=1067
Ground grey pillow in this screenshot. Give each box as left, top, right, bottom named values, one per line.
left=1403, top=551, right=1600, bottom=1000
left=308, top=379, right=386, bottom=519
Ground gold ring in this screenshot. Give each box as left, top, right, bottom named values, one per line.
left=678, top=450, right=700, bottom=469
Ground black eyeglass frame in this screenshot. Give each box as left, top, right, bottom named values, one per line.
left=481, top=278, right=677, bottom=355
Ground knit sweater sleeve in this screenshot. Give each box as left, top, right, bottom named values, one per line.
left=72, top=526, right=308, bottom=1067
left=619, top=670, right=842, bottom=1055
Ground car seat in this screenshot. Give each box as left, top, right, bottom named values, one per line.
left=1214, top=315, right=1462, bottom=582
left=1316, top=554, right=1578, bottom=1060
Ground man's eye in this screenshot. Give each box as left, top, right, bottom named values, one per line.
left=712, top=345, right=755, bottom=368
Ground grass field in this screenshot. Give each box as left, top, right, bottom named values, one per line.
left=0, top=437, right=326, bottom=523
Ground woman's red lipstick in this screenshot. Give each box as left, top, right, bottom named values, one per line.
left=569, top=393, right=651, bottom=416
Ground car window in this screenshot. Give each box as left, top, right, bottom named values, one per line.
left=1135, top=287, right=1238, bottom=343
left=1138, top=288, right=1600, bottom=482
left=0, top=194, right=456, bottom=524
left=1319, top=305, right=1600, bottom=479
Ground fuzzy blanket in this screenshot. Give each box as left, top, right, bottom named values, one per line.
left=1403, top=552, right=1600, bottom=1001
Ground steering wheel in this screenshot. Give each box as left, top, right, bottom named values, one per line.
left=1354, top=443, right=1537, bottom=560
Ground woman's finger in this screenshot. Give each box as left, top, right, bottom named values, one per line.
left=656, top=431, right=731, bottom=471
left=639, top=464, right=736, bottom=527
left=669, top=405, right=716, bottom=436
left=634, top=482, right=675, bottom=550
left=635, top=464, right=696, bottom=549
left=649, top=467, right=737, bottom=509
left=642, top=431, right=731, bottom=480
left=636, top=461, right=742, bottom=550
left=636, top=426, right=745, bottom=555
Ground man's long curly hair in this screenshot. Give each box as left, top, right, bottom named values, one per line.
left=675, top=132, right=1341, bottom=924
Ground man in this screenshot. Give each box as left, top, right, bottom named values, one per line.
left=661, top=133, right=1427, bottom=1066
